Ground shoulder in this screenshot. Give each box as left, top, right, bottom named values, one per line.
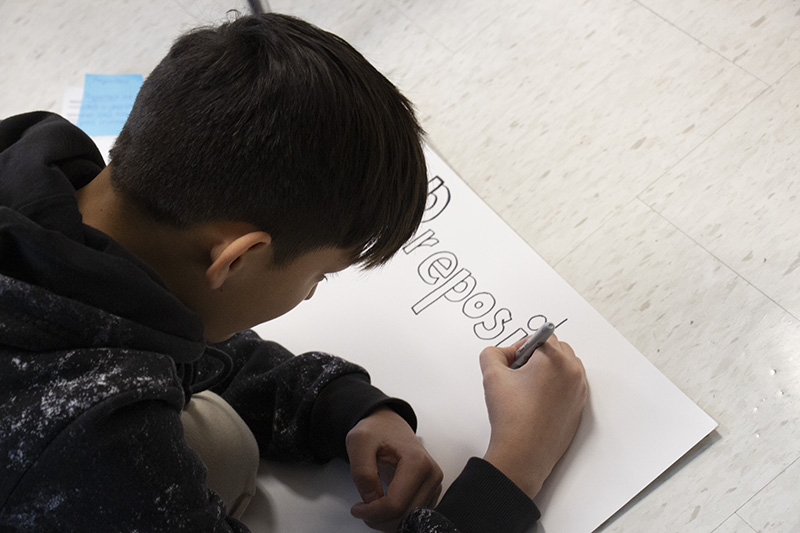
left=1, top=344, right=184, bottom=494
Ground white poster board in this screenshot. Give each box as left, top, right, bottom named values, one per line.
left=249, top=145, right=717, bottom=532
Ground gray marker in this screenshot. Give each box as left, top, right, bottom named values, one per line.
left=511, top=318, right=567, bottom=369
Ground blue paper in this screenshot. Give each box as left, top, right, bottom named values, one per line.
left=77, top=74, right=143, bottom=136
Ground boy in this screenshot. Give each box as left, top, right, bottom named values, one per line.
left=0, top=13, right=586, bottom=533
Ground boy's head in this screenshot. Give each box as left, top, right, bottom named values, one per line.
left=94, top=13, right=428, bottom=340
left=109, top=13, right=427, bottom=270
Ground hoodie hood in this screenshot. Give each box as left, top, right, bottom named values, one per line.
left=0, top=112, right=204, bottom=362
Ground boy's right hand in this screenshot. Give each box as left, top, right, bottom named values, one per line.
left=480, top=334, right=588, bottom=498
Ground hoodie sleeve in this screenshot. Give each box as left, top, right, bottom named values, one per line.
left=207, top=330, right=416, bottom=463
left=400, top=458, right=540, bottom=533
left=207, top=332, right=540, bottom=533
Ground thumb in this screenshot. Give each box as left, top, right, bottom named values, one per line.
left=479, top=341, right=522, bottom=371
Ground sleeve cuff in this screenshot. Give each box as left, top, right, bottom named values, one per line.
left=309, top=373, right=417, bottom=461
left=435, top=457, right=540, bottom=533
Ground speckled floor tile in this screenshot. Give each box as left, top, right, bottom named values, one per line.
left=638, top=0, right=800, bottom=84
left=737, top=456, right=800, bottom=532
left=385, top=0, right=532, bottom=52
left=712, top=514, right=758, bottom=533
left=268, top=0, right=451, bottom=94
left=403, top=0, right=766, bottom=265
left=0, top=0, right=250, bottom=118
left=640, top=65, right=800, bottom=321
left=556, top=200, right=800, bottom=532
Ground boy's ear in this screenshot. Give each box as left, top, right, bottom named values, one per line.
left=206, top=230, right=272, bottom=290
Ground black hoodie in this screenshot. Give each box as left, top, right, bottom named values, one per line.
left=0, top=112, right=538, bottom=532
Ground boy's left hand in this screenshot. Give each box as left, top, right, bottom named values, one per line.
left=346, top=408, right=443, bottom=531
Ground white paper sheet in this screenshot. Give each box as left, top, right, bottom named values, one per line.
left=250, top=145, right=716, bottom=531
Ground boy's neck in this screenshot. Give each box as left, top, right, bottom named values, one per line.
left=76, top=166, right=133, bottom=244
left=75, top=166, right=210, bottom=313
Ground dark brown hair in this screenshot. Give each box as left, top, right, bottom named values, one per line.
left=109, top=13, right=427, bottom=268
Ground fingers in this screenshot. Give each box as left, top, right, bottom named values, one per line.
left=539, top=333, right=574, bottom=358
left=481, top=333, right=572, bottom=372
left=479, top=341, right=520, bottom=371
left=348, top=442, right=385, bottom=506
left=480, top=346, right=508, bottom=372
left=346, top=409, right=444, bottom=531
left=350, top=453, right=443, bottom=531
